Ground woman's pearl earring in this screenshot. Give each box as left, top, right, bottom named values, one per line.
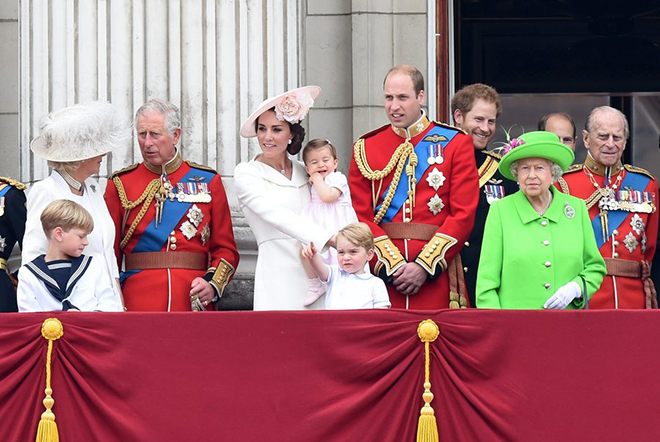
left=288, top=139, right=292, bottom=145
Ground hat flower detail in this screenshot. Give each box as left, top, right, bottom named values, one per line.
left=495, top=125, right=525, bottom=156
left=275, top=91, right=314, bottom=124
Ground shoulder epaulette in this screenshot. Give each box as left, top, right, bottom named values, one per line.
left=110, top=163, right=139, bottom=179
left=563, top=164, right=583, bottom=174
left=357, top=124, right=390, bottom=141
left=434, top=121, right=467, bottom=135
left=624, top=164, right=655, bottom=180
left=0, top=177, right=26, bottom=190
left=186, top=160, right=218, bottom=174
left=482, top=150, right=502, bottom=161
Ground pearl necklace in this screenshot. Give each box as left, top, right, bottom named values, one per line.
left=56, top=170, right=84, bottom=192
left=535, top=191, right=553, bottom=216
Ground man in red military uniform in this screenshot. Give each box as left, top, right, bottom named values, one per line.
left=105, top=99, right=239, bottom=311
left=349, top=65, right=479, bottom=309
left=557, top=106, right=657, bottom=309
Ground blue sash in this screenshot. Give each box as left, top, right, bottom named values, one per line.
left=121, top=167, right=215, bottom=283
left=376, top=126, right=458, bottom=223
left=592, top=171, right=650, bottom=248
left=0, top=185, right=11, bottom=197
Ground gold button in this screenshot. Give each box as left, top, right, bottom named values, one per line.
left=541, top=221, right=548, bottom=227
left=543, top=240, right=550, bottom=246
left=425, top=253, right=430, bottom=258
left=613, top=229, right=619, bottom=236
left=391, top=255, right=398, bottom=259
left=613, top=241, right=619, bottom=247
left=544, top=283, right=551, bottom=289
left=463, top=267, right=468, bottom=273
left=170, top=244, right=177, bottom=251
left=171, top=231, right=176, bottom=235
left=464, top=241, right=470, bottom=247
left=434, top=240, right=440, bottom=245
left=405, top=208, right=410, bottom=213
left=170, top=237, right=177, bottom=243
left=545, top=262, right=551, bottom=268
left=613, top=252, right=619, bottom=258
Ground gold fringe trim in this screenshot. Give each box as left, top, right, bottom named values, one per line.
left=416, top=319, right=440, bottom=442
left=36, top=318, right=64, bottom=442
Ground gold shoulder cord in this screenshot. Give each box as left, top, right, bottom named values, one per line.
left=113, top=176, right=161, bottom=249
left=353, top=138, right=416, bottom=224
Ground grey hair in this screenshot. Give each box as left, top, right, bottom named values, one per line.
left=510, top=160, right=563, bottom=183
left=47, top=160, right=82, bottom=173
left=134, top=99, right=181, bottom=136
left=584, top=106, right=629, bottom=139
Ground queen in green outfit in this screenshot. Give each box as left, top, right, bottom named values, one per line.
left=476, top=131, right=606, bottom=309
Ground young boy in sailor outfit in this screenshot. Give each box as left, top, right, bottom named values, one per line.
left=17, top=200, right=123, bottom=312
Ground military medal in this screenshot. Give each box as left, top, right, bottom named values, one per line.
left=0, top=196, right=5, bottom=217
left=435, top=144, right=444, bottom=165
left=426, top=168, right=445, bottom=191
left=180, top=220, right=197, bottom=240
left=187, top=204, right=204, bottom=227
left=0, top=236, right=5, bottom=252
left=427, top=145, right=436, bottom=165
left=623, top=232, right=639, bottom=254
left=564, top=202, right=575, bottom=219
left=427, top=194, right=444, bottom=215
left=200, top=223, right=210, bottom=245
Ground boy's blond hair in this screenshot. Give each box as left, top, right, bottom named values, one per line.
left=41, top=199, right=94, bottom=236
left=337, top=222, right=374, bottom=250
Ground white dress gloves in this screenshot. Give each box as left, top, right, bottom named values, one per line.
left=543, top=281, right=582, bottom=310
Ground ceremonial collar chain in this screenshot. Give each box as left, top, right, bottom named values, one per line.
left=391, top=111, right=431, bottom=140
left=143, top=150, right=184, bottom=175
left=56, top=170, right=84, bottom=192
left=584, top=153, right=623, bottom=177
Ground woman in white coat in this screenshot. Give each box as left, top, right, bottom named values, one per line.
left=236, top=86, right=333, bottom=310
left=22, top=102, right=128, bottom=307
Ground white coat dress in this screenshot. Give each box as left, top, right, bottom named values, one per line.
left=22, top=172, right=122, bottom=301
left=234, top=158, right=332, bottom=310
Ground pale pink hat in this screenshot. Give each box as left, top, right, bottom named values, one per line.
left=240, top=86, right=321, bottom=138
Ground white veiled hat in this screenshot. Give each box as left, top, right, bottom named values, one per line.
left=240, top=85, right=322, bottom=138
left=30, top=101, right=130, bottom=162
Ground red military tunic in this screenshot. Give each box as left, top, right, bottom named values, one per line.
left=105, top=152, right=239, bottom=311
left=349, top=112, right=479, bottom=309
left=557, top=155, right=658, bottom=309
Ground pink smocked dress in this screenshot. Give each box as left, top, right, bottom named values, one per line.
left=301, top=172, right=359, bottom=264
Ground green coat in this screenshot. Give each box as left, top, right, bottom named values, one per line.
left=476, top=187, right=606, bottom=309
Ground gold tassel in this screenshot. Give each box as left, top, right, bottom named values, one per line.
left=36, top=318, right=64, bottom=442
left=416, top=319, right=440, bottom=442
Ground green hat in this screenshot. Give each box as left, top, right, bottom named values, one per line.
left=498, top=131, right=575, bottom=181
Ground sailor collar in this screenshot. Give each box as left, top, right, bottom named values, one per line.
left=391, top=111, right=431, bottom=140
left=584, top=152, right=623, bottom=177
left=143, top=150, right=184, bottom=175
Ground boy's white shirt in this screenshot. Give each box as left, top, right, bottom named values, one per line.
left=17, top=255, right=123, bottom=312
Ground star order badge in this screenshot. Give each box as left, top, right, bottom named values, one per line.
left=179, top=221, right=197, bottom=240
left=187, top=204, right=204, bottom=227
left=200, top=223, right=210, bottom=245
left=427, top=194, right=444, bottom=215
left=426, top=167, right=445, bottom=191
left=623, top=232, right=639, bottom=254
left=630, top=214, right=644, bottom=235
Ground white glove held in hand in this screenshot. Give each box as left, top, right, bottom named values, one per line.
left=543, top=281, right=582, bottom=310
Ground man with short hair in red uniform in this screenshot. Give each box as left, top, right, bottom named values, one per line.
left=105, top=99, right=239, bottom=311
left=349, top=65, right=479, bottom=309
left=557, top=106, right=658, bottom=309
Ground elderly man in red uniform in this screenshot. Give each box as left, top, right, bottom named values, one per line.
left=349, top=65, right=479, bottom=309
left=105, top=99, right=239, bottom=311
left=557, top=106, right=658, bottom=308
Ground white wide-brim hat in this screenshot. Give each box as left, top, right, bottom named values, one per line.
left=240, top=85, right=322, bottom=138
left=31, top=101, right=130, bottom=162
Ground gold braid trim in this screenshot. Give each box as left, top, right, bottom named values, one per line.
left=113, top=176, right=162, bottom=249
left=353, top=138, right=415, bottom=224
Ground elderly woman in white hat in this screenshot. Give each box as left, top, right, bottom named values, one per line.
left=22, top=101, right=128, bottom=306
left=235, top=86, right=334, bottom=310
